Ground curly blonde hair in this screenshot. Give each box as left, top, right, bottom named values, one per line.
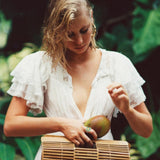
left=42, top=0, right=97, bottom=68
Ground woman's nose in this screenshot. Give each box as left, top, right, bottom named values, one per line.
left=75, top=34, right=83, bottom=45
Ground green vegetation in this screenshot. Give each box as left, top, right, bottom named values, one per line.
left=0, top=0, right=160, bottom=159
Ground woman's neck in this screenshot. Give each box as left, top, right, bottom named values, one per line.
left=66, top=47, right=96, bottom=66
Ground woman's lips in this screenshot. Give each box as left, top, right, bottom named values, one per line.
left=75, top=45, right=85, bottom=49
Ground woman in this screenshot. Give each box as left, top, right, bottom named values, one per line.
left=4, top=0, right=153, bottom=159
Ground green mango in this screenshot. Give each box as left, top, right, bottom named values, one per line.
left=84, top=115, right=110, bottom=138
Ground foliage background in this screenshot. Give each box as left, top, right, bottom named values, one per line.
left=0, top=0, right=160, bottom=159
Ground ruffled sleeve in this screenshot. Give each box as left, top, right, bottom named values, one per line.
left=111, top=52, right=146, bottom=117
left=7, top=51, right=51, bottom=115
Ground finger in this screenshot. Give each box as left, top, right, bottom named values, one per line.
left=111, top=87, right=124, bottom=97
left=117, top=94, right=129, bottom=101
left=107, top=83, right=117, bottom=89
left=88, top=128, right=97, bottom=140
left=109, top=85, right=126, bottom=97
left=84, top=126, right=97, bottom=140
left=76, top=136, right=85, bottom=147
left=81, top=132, right=94, bottom=147
left=84, top=127, right=94, bottom=140
left=72, top=139, right=80, bottom=147
left=107, top=83, right=121, bottom=90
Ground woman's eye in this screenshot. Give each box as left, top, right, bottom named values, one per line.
left=68, top=32, right=74, bottom=38
left=68, top=28, right=88, bottom=38
left=80, top=28, right=88, bottom=34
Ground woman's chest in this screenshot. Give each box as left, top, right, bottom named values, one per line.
left=44, top=72, right=115, bottom=120
left=70, top=67, right=100, bottom=116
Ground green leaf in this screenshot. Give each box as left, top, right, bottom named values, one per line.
left=15, top=137, right=40, bottom=160
left=0, top=45, right=36, bottom=93
left=136, top=0, right=150, bottom=4
left=0, top=143, right=15, bottom=160
left=7, top=46, right=35, bottom=72
left=125, top=111, right=160, bottom=158
left=0, top=56, right=10, bottom=81
left=0, top=96, right=11, bottom=111
left=135, top=112, right=160, bottom=158
left=15, top=138, right=34, bottom=160
left=0, top=10, right=12, bottom=49
left=0, top=56, right=11, bottom=93
left=93, top=1, right=108, bottom=29
left=132, top=6, right=160, bottom=56
left=14, top=154, right=25, bottom=160
left=112, top=25, right=129, bottom=42
left=117, top=40, right=135, bottom=62
left=0, top=113, right=5, bottom=125
left=97, top=32, right=117, bottom=50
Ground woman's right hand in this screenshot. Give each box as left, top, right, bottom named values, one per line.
left=58, top=118, right=97, bottom=147
left=4, top=97, right=97, bottom=141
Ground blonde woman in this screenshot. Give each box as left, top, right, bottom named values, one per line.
left=4, top=0, right=153, bottom=159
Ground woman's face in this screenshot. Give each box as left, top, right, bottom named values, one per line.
left=64, top=9, right=93, bottom=55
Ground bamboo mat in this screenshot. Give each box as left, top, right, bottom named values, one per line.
left=41, top=135, right=130, bottom=160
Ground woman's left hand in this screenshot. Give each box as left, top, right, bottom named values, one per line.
left=107, top=83, right=130, bottom=114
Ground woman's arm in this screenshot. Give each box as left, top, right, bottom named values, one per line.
left=107, top=83, right=153, bottom=138
left=123, top=102, right=153, bottom=138
left=4, top=96, right=97, bottom=147
left=4, top=96, right=59, bottom=137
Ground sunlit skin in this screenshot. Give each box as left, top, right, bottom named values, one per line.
left=107, top=83, right=153, bottom=138
left=64, top=9, right=102, bottom=118
left=65, top=21, right=92, bottom=55
left=4, top=7, right=99, bottom=148
left=3, top=4, right=153, bottom=150
left=64, top=7, right=94, bottom=63
left=64, top=8, right=153, bottom=139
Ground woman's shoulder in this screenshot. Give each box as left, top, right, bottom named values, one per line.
left=10, top=50, right=52, bottom=83
left=100, top=48, right=133, bottom=70
left=21, top=51, right=48, bottom=63
left=100, top=48, right=129, bottom=61
left=14, top=51, right=46, bottom=68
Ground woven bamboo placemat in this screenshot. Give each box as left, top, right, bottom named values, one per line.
left=41, top=135, right=130, bottom=160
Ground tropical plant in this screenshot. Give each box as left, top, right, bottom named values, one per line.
left=96, top=0, right=160, bottom=64
left=0, top=46, right=41, bottom=160
left=124, top=111, right=160, bottom=160
left=95, top=0, right=160, bottom=159
left=0, top=0, right=160, bottom=159
left=0, top=10, right=12, bottom=49
left=121, top=134, right=142, bottom=160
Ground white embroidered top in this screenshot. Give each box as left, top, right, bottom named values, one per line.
left=7, top=48, right=146, bottom=159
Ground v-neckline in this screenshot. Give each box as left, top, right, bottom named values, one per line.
left=68, top=49, right=104, bottom=119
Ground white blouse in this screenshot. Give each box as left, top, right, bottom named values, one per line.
left=7, top=48, right=146, bottom=160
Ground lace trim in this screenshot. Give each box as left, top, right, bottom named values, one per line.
left=7, top=80, right=44, bottom=115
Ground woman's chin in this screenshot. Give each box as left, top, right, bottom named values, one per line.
left=73, top=45, right=90, bottom=54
